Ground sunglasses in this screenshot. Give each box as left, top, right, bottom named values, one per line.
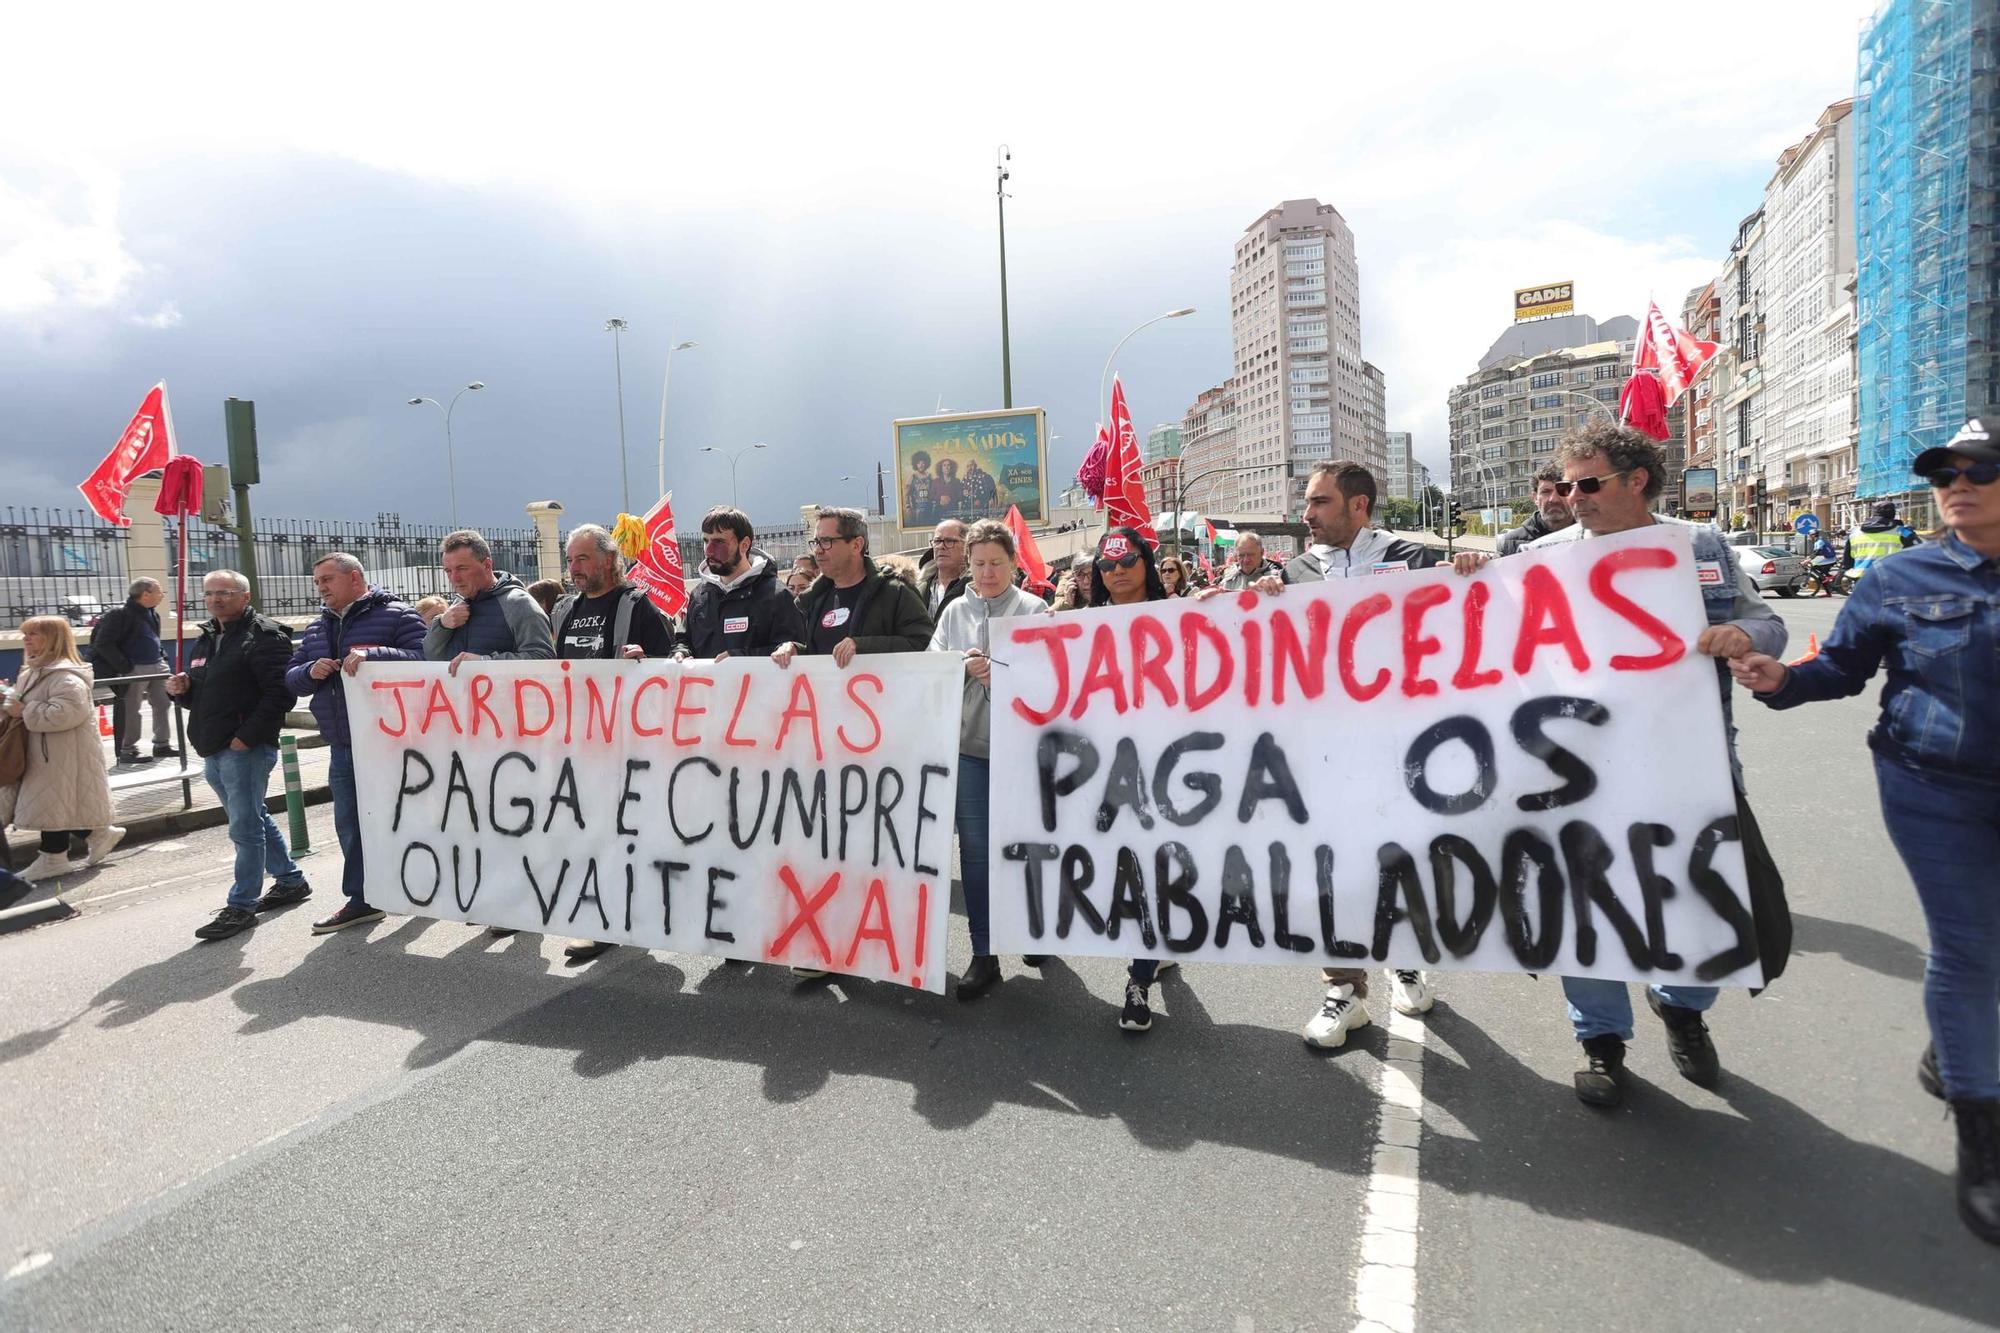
left=1551, top=469, right=1632, bottom=497
left=1095, top=552, right=1142, bottom=573
left=1927, top=462, right=2000, bottom=487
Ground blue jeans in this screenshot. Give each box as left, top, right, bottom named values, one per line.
left=328, top=745, right=368, bottom=908
left=1877, top=756, right=2000, bottom=1100
left=1563, top=977, right=1719, bottom=1042
left=956, top=754, right=992, bottom=955
left=203, top=744, right=303, bottom=910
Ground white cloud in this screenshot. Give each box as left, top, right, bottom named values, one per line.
left=0, top=161, right=141, bottom=316
left=127, top=301, right=181, bottom=330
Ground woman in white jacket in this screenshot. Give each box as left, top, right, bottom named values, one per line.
left=3, top=617, right=123, bottom=880
left=928, top=519, right=1051, bottom=1000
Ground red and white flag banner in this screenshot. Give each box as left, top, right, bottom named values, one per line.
left=627, top=492, right=688, bottom=619
left=79, top=382, right=176, bottom=526
left=1633, top=301, right=1720, bottom=408
left=1104, top=376, right=1157, bottom=545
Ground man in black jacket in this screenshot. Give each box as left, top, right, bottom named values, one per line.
left=89, top=578, right=177, bottom=764
left=1496, top=464, right=1576, bottom=555
left=681, top=506, right=806, bottom=659
left=166, top=570, right=308, bottom=941
left=915, top=519, right=970, bottom=619
left=772, top=506, right=933, bottom=979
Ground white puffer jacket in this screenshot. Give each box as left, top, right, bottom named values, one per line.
left=1, top=661, right=113, bottom=832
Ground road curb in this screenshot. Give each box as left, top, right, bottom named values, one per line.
left=0, top=898, right=81, bottom=936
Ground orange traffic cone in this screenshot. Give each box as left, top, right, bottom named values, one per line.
left=97, top=705, right=115, bottom=737
left=1787, top=633, right=1820, bottom=666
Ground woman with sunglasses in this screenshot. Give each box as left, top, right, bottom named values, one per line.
left=1156, top=553, right=1191, bottom=597
left=1079, top=527, right=1182, bottom=1032
left=929, top=519, right=1052, bottom=1000
left=1730, top=415, right=2000, bottom=1245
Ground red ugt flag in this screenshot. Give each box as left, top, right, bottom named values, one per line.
left=1633, top=301, right=1719, bottom=407
left=627, top=492, right=688, bottom=618
left=1104, top=376, right=1157, bottom=545
left=79, top=381, right=176, bottom=526
left=1003, top=504, right=1052, bottom=593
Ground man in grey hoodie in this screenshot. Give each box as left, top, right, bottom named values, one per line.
left=422, top=529, right=556, bottom=671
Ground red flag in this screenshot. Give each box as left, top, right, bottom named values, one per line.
left=79, top=382, right=176, bottom=526
left=1633, top=301, right=1719, bottom=407
left=1075, top=423, right=1111, bottom=504
left=1104, top=377, right=1157, bottom=545
left=1618, top=372, right=1671, bottom=441
left=1003, top=504, right=1052, bottom=593
left=626, top=492, right=687, bottom=619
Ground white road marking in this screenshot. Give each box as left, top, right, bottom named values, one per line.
left=1353, top=1006, right=1427, bottom=1333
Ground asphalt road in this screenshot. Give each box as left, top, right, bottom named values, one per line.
left=2, top=592, right=1996, bottom=1330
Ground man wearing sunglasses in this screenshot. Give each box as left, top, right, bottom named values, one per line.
left=1509, top=420, right=1791, bottom=1109
left=1728, top=413, right=2000, bottom=1244
left=772, top=505, right=935, bottom=977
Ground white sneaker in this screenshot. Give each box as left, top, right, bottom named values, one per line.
left=22, top=852, right=71, bottom=881
left=1302, top=984, right=1372, bottom=1049
left=86, top=826, right=126, bottom=866
left=1154, top=959, right=1179, bottom=977
left=1388, top=969, right=1435, bottom=1016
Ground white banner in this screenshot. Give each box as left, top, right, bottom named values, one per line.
left=988, top=526, right=1766, bottom=987
left=347, top=657, right=963, bottom=992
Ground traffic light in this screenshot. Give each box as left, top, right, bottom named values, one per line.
left=1448, top=498, right=1464, bottom=531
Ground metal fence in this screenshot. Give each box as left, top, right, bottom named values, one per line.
left=0, top=507, right=816, bottom=627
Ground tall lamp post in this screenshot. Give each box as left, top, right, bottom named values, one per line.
left=1100, top=307, right=1196, bottom=433
left=996, top=145, right=1013, bottom=409
left=406, top=381, right=485, bottom=529
left=606, top=318, right=632, bottom=513
left=701, top=442, right=768, bottom=509
left=1168, top=461, right=1290, bottom=559
left=656, top=338, right=699, bottom=502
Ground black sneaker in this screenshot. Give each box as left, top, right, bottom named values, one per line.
left=1574, top=1034, right=1627, bottom=1107
left=1020, top=955, right=1049, bottom=967
left=254, top=881, right=312, bottom=912
left=1118, top=982, right=1153, bottom=1033
left=151, top=744, right=180, bottom=759
left=564, top=939, right=617, bottom=964
left=1920, top=1042, right=1946, bottom=1101
left=195, top=906, right=259, bottom=941
left=1952, top=1098, right=2000, bottom=1246
left=1648, top=990, right=1720, bottom=1088
left=312, top=902, right=386, bottom=934
left=955, top=954, right=1002, bottom=1001
left=118, top=750, right=154, bottom=765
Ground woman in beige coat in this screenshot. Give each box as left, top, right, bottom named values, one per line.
left=3, top=616, right=123, bottom=880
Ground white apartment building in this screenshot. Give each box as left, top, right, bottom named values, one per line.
left=1229, top=199, right=1367, bottom=515
left=1447, top=332, right=1635, bottom=513
left=1763, top=100, right=1858, bottom=527
left=1176, top=384, right=1241, bottom=514
left=1360, top=361, right=1390, bottom=480
left=1385, top=431, right=1417, bottom=499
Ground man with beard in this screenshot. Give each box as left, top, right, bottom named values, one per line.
left=1496, top=463, right=1576, bottom=555
left=681, top=506, right=806, bottom=660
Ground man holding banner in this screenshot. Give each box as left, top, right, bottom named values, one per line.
left=1521, top=422, right=1790, bottom=1106
left=680, top=506, right=804, bottom=660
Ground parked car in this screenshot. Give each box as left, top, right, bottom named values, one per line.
left=1733, top=545, right=1805, bottom=597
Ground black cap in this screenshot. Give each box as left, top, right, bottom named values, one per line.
left=1913, top=413, right=2000, bottom=476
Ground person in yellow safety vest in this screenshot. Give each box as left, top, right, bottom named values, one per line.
left=1842, top=500, right=1920, bottom=578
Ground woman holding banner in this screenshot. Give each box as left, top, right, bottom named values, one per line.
left=929, top=519, right=1052, bottom=1000
left=1730, top=414, right=2000, bottom=1246
left=1081, top=527, right=1183, bottom=1033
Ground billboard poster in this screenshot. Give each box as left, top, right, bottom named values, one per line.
left=1514, top=281, right=1575, bottom=321
left=1682, top=467, right=1719, bottom=516
left=892, top=408, right=1048, bottom=532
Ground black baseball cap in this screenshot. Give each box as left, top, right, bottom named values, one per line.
left=1913, top=412, right=2000, bottom=476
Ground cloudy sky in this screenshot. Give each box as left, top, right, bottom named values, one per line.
left=1, top=1, right=1875, bottom=533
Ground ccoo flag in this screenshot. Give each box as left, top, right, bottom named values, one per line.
left=79, top=382, right=176, bottom=526
left=627, top=492, right=688, bottom=619
left=1633, top=301, right=1720, bottom=407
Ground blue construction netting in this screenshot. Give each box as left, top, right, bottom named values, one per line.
left=1855, top=0, right=1974, bottom=500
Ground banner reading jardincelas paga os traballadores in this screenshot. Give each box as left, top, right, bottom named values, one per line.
left=987, top=526, right=1768, bottom=988
left=346, top=657, right=963, bottom=992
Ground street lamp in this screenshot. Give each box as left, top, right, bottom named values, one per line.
left=656, top=338, right=699, bottom=503
left=1168, top=461, right=1289, bottom=558
left=406, top=381, right=485, bottom=529
left=606, top=318, right=632, bottom=513
left=702, top=442, right=768, bottom=509
left=1100, top=307, right=1196, bottom=437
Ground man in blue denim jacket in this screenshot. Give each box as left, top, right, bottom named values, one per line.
left=1732, top=412, right=2000, bottom=1245
left=1521, top=422, right=1790, bottom=1108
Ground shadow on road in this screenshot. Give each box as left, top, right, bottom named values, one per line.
left=1418, top=1006, right=1998, bottom=1323
left=1790, top=911, right=1928, bottom=984
left=0, top=933, right=253, bottom=1064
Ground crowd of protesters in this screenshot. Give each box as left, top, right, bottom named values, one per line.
left=3, top=413, right=1996, bottom=1244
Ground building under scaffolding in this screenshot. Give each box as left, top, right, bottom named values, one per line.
left=1854, top=0, right=1995, bottom=525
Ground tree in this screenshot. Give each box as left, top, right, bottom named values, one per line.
left=1377, top=497, right=1418, bottom=530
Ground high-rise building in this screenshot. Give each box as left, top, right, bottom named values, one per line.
left=1856, top=0, right=1995, bottom=523
left=1144, top=423, right=1183, bottom=463
left=1229, top=199, right=1367, bottom=515
left=1176, top=384, right=1241, bottom=514
left=1714, top=208, right=1770, bottom=526
left=1385, top=431, right=1417, bottom=499
left=1681, top=282, right=1723, bottom=482
left=1448, top=326, right=1636, bottom=515
left=1762, top=100, right=1858, bottom=529
left=1360, top=361, right=1390, bottom=480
